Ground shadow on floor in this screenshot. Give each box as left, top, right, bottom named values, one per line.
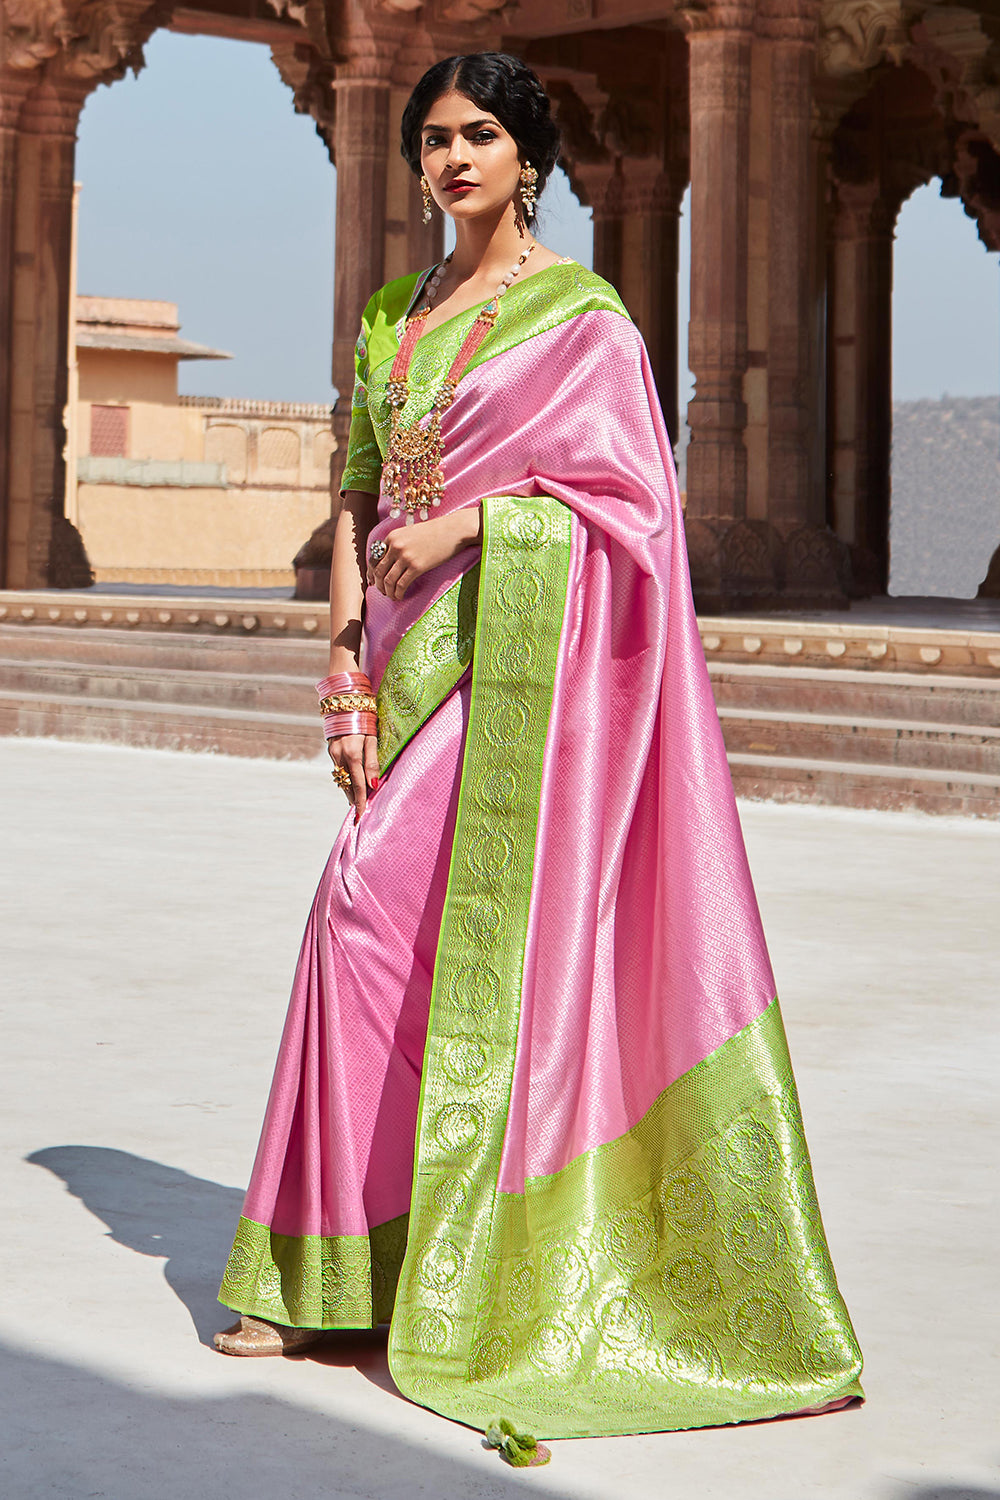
left=898, top=1490, right=1000, bottom=1500
left=0, top=1336, right=533, bottom=1500
left=28, top=1145, right=245, bottom=1347
left=27, top=1145, right=404, bottom=1397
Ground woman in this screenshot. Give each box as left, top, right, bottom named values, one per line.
left=215, top=52, right=863, bottom=1441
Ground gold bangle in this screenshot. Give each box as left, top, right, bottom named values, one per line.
left=319, top=693, right=378, bottom=715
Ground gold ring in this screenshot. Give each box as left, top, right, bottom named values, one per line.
left=331, top=766, right=352, bottom=790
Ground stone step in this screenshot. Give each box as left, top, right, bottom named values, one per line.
left=728, top=753, right=1000, bottom=818
left=0, top=624, right=327, bottom=677
left=0, top=689, right=320, bottom=760
left=718, top=707, right=1000, bottom=776
left=0, top=657, right=316, bottom=716
left=710, top=662, right=1000, bottom=727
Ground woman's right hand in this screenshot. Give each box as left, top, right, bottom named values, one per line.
left=328, top=732, right=381, bottom=821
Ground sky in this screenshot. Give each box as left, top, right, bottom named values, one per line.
left=76, top=29, right=999, bottom=410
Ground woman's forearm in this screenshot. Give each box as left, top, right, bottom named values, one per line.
left=328, top=488, right=379, bottom=674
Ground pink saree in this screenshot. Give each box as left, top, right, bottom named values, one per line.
left=219, top=261, right=863, bottom=1437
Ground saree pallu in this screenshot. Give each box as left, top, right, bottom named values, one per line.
left=220, top=263, right=863, bottom=1437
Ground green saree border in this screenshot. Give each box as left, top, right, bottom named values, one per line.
left=387, top=492, right=573, bottom=1413
left=376, top=563, right=479, bottom=774
left=218, top=1212, right=408, bottom=1330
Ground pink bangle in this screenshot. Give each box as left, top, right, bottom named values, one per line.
left=316, top=672, right=371, bottom=698
left=323, top=711, right=378, bottom=740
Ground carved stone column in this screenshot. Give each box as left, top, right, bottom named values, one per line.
left=574, top=160, right=624, bottom=295
left=826, top=178, right=894, bottom=595
left=331, top=75, right=392, bottom=459
left=765, top=7, right=820, bottom=527
left=682, top=15, right=761, bottom=610
left=684, top=20, right=752, bottom=524
left=0, top=70, right=33, bottom=585
left=619, top=160, right=685, bottom=446
left=5, top=78, right=91, bottom=589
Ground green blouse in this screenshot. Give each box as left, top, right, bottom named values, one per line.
left=338, top=261, right=629, bottom=497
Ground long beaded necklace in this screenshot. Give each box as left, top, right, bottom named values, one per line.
left=383, top=241, right=537, bottom=522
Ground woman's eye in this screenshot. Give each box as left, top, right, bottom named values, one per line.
left=424, top=135, right=445, bottom=148
left=472, top=131, right=496, bottom=143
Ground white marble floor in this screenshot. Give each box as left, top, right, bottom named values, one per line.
left=1, top=738, right=997, bottom=1500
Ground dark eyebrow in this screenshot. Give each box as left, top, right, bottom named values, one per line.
left=421, top=117, right=499, bottom=134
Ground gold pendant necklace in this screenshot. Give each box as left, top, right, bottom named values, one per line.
left=382, top=244, right=536, bottom=523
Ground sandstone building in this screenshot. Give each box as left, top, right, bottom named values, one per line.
left=69, top=294, right=335, bottom=588
left=1, top=0, right=998, bottom=610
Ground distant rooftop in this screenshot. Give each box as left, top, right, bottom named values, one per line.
left=75, top=296, right=231, bottom=361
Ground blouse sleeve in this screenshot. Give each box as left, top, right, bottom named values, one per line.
left=339, top=293, right=382, bottom=496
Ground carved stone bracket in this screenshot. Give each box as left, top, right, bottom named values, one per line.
left=1, top=0, right=169, bottom=86
left=818, top=0, right=910, bottom=78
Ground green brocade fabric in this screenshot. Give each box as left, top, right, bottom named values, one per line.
left=339, top=262, right=629, bottom=495
left=219, top=1212, right=408, bottom=1328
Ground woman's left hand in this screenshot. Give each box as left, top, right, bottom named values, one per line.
left=367, top=507, right=482, bottom=600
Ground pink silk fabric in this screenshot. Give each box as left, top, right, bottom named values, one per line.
left=242, top=306, right=775, bottom=1239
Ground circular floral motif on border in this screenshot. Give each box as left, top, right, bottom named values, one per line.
left=469, top=830, right=514, bottom=879
left=602, top=1208, right=658, bottom=1274
left=722, top=1119, right=780, bottom=1189
left=469, top=1327, right=513, bottom=1381
left=527, top=1315, right=580, bottom=1377
left=417, top=1238, right=464, bottom=1292
left=662, top=1251, right=722, bottom=1312
left=503, top=506, right=549, bottom=551
left=506, top=1258, right=538, bottom=1321
left=410, top=1308, right=452, bottom=1356
left=597, top=1292, right=654, bottom=1353
left=496, top=565, right=545, bottom=617
left=540, top=1242, right=591, bottom=1300
left=731, top=1290, right=793, bottom=1350
left=441, top=1034, right=492, bottom=1088
left=492, top=634, right=533, bottom=679
left=461, top=897, right=503, bottom=946
left=433, top=1172, right=473, bottom=1217
left=660, top=1332, right=724, bottom=1383
left=224, top=1241, right=254, bottom=1282
left=805, top=1325, right=855, bottom=1375
left=476, top=767, right=518, bottom=815
left=724, top=1203, right=789, bottom=1270
left=255, top=1262, right=282, bottom=1301
left=427, top=627, right=458, bottom=666
left=659, top=1168, right=716, bottom=1235
left=451, top=964, right=500, bottom=1019
left=434, top=1101, right=484, bottom=1155
left=386, top=677, right=420, bottom=720
left=484, top=698, right=528, bottom=747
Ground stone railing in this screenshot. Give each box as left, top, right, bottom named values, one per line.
left=179, top=396, right=335, bottom=420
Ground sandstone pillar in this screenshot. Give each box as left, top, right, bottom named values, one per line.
left=766, top=25, right=820, bottom=527
left=575, top=161, right=624, bottom=297
left=0, top=71, right=33, bottom=585
left=5, top=78, right=91, bottom=589
left=619, top=161, right=685, bottom=446
left=827, top=179, right=893, bottom=594
left=685, top=25, right=752, bottom=524
left=330, top=78, right=391, bottom=471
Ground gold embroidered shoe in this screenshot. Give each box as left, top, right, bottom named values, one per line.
left=213, top=1316, right=326, bottom=1357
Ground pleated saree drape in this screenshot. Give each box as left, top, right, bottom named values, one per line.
left=219, top=262, right=863, bottom=1437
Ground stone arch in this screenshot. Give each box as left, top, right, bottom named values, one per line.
left=205, top=424, right=248, bottom=484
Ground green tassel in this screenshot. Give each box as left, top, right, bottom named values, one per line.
left=485, top=1417, right=551, bottom=1468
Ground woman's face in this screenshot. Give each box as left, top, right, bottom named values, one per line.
left=419, top=90, right=522, bottom=224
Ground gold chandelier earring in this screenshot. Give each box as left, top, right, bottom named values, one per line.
left=519, top=161, right=539, bottom=220
left=420, top=175, right=433, bottom=224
